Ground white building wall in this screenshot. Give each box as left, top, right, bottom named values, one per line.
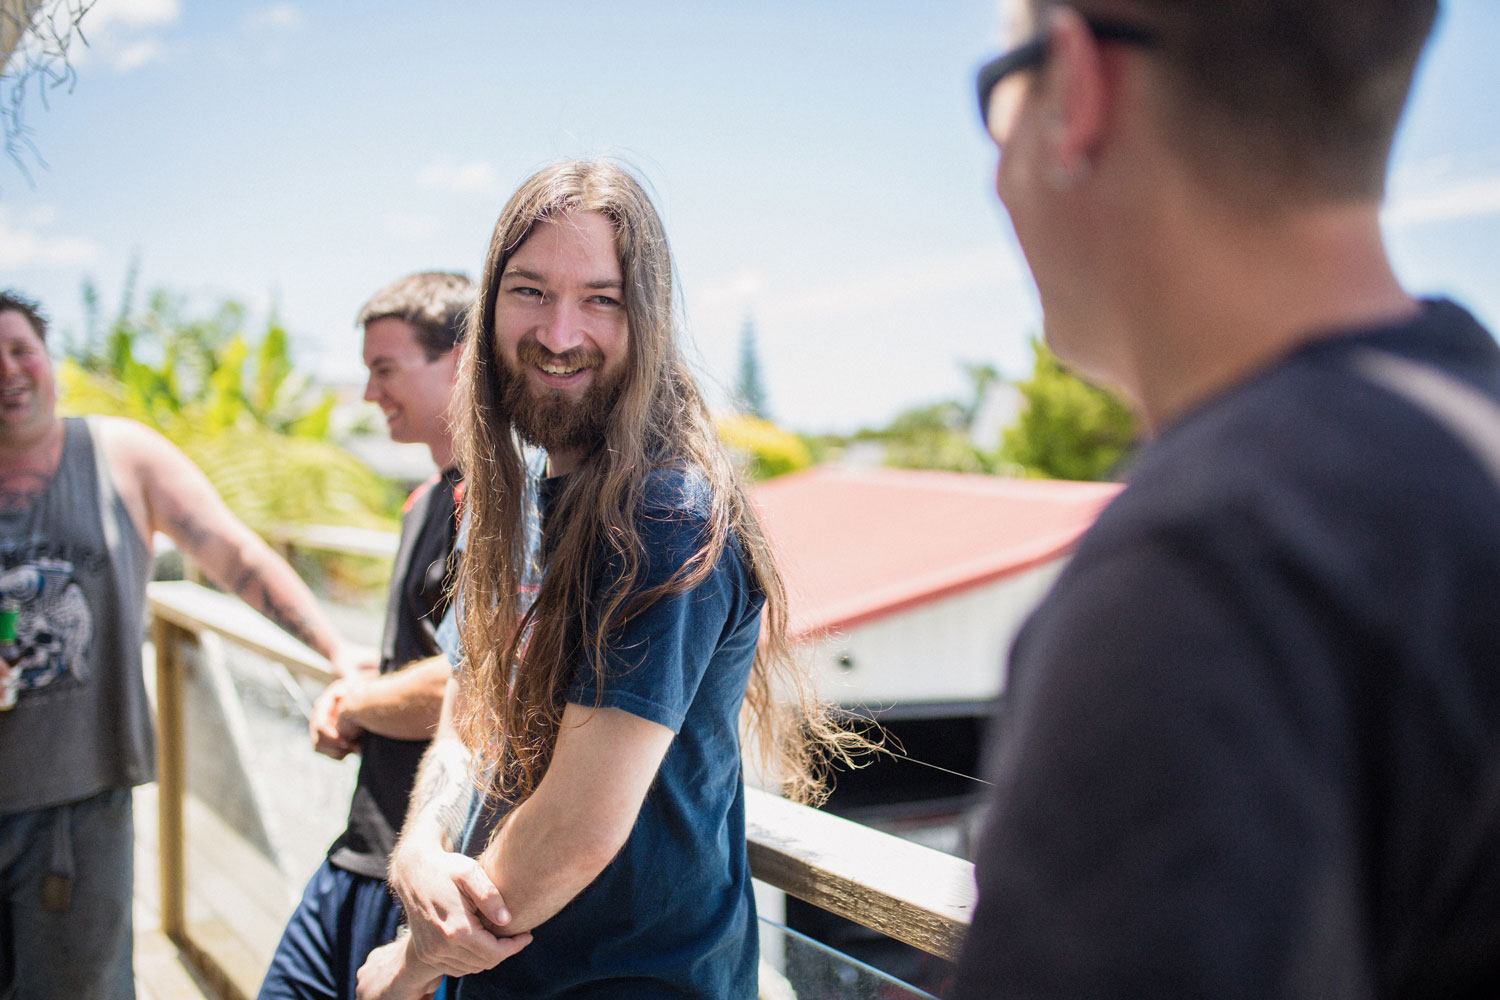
left=808, top=560, right=1066, bottom=708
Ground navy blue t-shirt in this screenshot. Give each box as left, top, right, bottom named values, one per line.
left=953, top=299, right=1500, bottom=999
left=458, top=465, right=764, bottom=1000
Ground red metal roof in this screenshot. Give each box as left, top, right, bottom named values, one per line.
left=751, top=466, right=1122, bottom=639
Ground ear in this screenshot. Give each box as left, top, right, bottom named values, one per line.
left=1038, top=6, right=1110, bottom=188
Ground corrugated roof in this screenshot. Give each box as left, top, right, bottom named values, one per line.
left=751, top=465, right=1122, bottom=639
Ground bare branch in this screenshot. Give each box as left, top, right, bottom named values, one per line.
left=2, top=0, right=96, bottom=187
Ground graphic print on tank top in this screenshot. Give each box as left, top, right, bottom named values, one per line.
left=0, top=553, right=96, bottom=695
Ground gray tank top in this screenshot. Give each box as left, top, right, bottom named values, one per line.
left=0, top=417, right=154, bottom=813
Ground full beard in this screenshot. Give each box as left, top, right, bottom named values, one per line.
left=498, top=341, right=626, bottom=456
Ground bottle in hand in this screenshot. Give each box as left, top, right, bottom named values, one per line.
left=0, top=603, right=20, bottom=710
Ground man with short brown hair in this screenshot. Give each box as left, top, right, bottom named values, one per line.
left=259, top=272, right=473, bottom=1000
left=956, top=2, right=1500, bottom=996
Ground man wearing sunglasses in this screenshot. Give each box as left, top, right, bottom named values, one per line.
left=956, top=3, right=1500, bottom=997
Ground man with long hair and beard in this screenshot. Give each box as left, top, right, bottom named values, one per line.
left=356, top=160, right=850, bottom=1000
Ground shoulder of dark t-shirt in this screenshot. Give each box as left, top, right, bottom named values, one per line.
left=402, top=472, right=442, bottom=515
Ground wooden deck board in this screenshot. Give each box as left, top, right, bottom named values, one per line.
left=134, top=926, right=218, bottom=1000
left=134, top=786, right=216, bottom=1000
left=134, top=783, right=292, bottom=1000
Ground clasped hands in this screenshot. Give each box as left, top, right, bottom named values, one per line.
left=355, top=839, right=531, bottom=999
left=309, top=675, right=367, bottom=760
left=311, top=646, right=380, bottom=759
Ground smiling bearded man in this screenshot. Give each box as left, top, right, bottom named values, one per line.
left=497, top=316, right=624, bottom=456
left=356, top=160, right=855, bottom=1000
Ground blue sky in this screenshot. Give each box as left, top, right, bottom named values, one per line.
left=4, top=0, right=1498, bottom=435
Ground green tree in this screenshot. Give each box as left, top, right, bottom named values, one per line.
left=59, top=274, right=398, bottom=537
left=873, top=400, right=995, bottom=473
left=829, top=361, right=1008, bottom=474
left=732, top=312, right=770, bottom=420
left=716, top=413, right=812, bottom=482
left=958, top=361, right=1000, bottom=429
left=1001, top=339, right=1138, bottom=481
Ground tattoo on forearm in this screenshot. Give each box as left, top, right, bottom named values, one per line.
left=167, top=509, right=214, bottom=551
left=231, top=566, right=256, bottom=595
left=166, top=506, right=323, bottom=650
left=412, top=745, right=472, bottom=848
left=253, top=581, right=320, bottom=650
left=436, top=787, right=470, bottom=847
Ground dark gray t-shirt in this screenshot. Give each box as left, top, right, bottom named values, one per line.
left=330, top=467, right=460, bottom=879
left=953, top=300, right=1500, bottom=999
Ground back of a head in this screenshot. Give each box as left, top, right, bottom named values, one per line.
left=1053, top=0, right=1439, bottom=202
left=356, top=271, right=474, bottom=360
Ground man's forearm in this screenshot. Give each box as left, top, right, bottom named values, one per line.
left=186, top=516, right=346, bottom=660
left=385, top=681, right=520, bottom=977
left=477, top=703, right=674, bottom=935
left=222, top=546, right=341, bottom=658
left=342, top=656, right=450, bottom=741
left=403, top=732, right=475, bottom=853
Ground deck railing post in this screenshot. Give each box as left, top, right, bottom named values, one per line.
left=153, top=613, right=188, bottom=943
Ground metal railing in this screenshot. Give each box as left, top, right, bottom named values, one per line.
left=148, top=578, right=976, bottom=999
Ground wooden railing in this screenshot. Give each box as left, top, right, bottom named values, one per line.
left=148, top=579, right=976, bottom=999
left=266, top=524, right=400, bottom=561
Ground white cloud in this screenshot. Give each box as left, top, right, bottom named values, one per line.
left=111, top=37, right=163, bottom=71
left=246, top=3, right=303, bottom=31
left=83, top=0, right=181, bottom=31
left=417, top=160, right=500, bottom=195
left=60, top=0, right=180, bottom=73
left=695, top=270, right=768, bottom=312
left=693, top=245, right=1026, bottom=333
left=762, top=244, right=1027, bottom=324
left=1384, top=174, right=1500, bottom=228
left=0, top=206, right=101, bottom=269
left=679, top=243, right=1038, bottom=432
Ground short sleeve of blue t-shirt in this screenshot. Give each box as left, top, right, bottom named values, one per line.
left=564, top=471, right=735, bottom=733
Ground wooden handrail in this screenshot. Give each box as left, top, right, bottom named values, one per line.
left=150, top=580, right=333, bottom=684
left=266, top=524, right=399, bottom=561
left=746, top=787, right=975, bottom=960
left=148, top=579, right=975, bottom=997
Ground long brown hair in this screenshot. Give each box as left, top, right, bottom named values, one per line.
left=455, top=160, right=854, bottom=808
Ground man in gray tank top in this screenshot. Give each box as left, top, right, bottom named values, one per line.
left=0, top=289, right=374, bottom=999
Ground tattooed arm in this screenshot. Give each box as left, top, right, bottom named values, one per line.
left=364, top=677, right=528, bottom=990
left=97, top=417, right=374, bottom=673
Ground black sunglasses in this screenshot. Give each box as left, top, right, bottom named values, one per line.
left=976, top=16, right=1157, bottom=130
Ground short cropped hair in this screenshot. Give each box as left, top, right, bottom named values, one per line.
left=1045, top=0, right=1439, bottom=201
left=0, top=289, right=48, bottom=343
left=355, top=271, right=474, bottom=361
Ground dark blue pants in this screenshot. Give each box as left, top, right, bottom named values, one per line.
left=257, top=859, right=404, bottom=1000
